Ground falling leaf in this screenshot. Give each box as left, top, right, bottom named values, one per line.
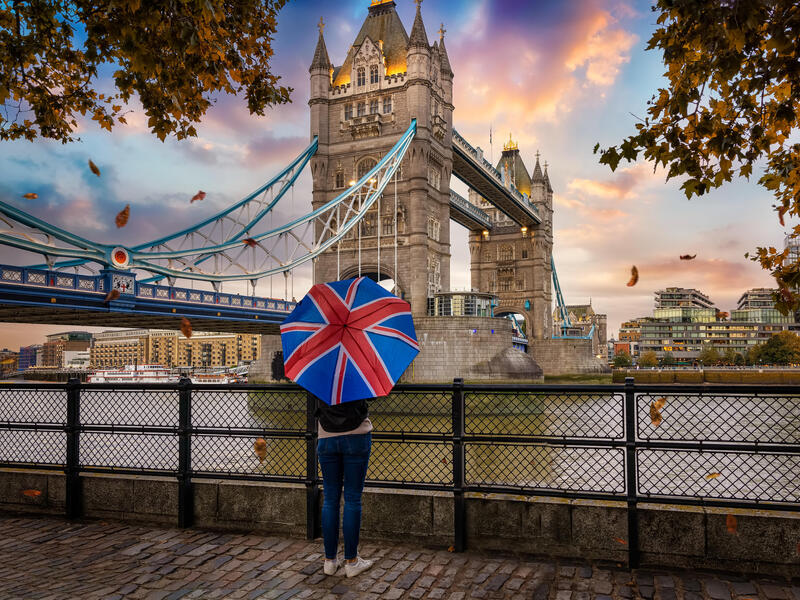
left=180, top=317, right=192, bottom=338
left=441, top=457, right=449, bottom=465
left=21, top=193, right=38, bottom=199
left=778, top=205, right=788, bottom=226
left=726, top=514, right=737, bottom=534
left=104, top=289, right=120, bottom=303
left=190, top=190, right=206, bottom=203
left=679, top=254, right=696, bottom=260
left=243, top=238, right=258, bottom=248
left=115, top=205, right=130, bottom=228
left=654, top=397, right=667, bottom=411
left=89, top=159, right=101, bottom=177
left=21, top=489, right=42, bottom=497
left=614, top=537, right=627, bottom=545
left=626, top=266, right=638, bottom=287
left=649, top=402, right=663, bottom=427
left=716, top=310, right=729, bottom=320
left=706, top=472, right=721, bottom=480
left=253, top=438, right=267, bottom=463
left=447, top=545, right=455, bottom=552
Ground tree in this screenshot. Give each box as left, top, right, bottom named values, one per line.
left=722, top=348, right=737, bottom=365
left=733, top=352, right=745, bottom=366
left=594, top=1, right=800, bottom=314
left=660, top=352, right=676, bottom=366
left=638, top=350, right=659, bottom=368
left=0, top=1, right=291, bottom=143
left=613, top=350, right=632, bottom=368
left=750, top=330, right=800, bottom=364
left=698, top=345, right=721, bottom=366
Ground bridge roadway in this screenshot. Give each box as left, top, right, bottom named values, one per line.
left=0, top=264, right=293, bottom=334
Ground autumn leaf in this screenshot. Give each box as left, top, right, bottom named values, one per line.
left=21, top=489, right=42, bottom=497
left=104, top=289, right=120, bottom=303
left=190, top=190, right=206, bottom=203
left=89, top=159, right=101, bottom=177
left=253, top=438, right=267, bottom=463
left=21, top=193, right=38, bottom=199
left=447, top=545, right=455, bottom=552
left=180, top=317, right=192, bottom=338
left=716, top=310, right=729, bottom=320
left=649, top=397, right=666, bottom=427
left=243, top=238, right=258, bottom=248
left=654, top=397, right=667, bottom=410
left=706, top=472, right=721, bottom=480
left=115, top=205, right=130, bottom=228
left=679, top=254, right=696, bottom=260
left=614, top=537, right=627, bottom=545
left=778, top=205, right=788, bottom=227
left=626, top=266, right=639, bottom=287
left=726, top=514, right=737, bottom=534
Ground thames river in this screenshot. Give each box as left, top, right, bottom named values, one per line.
left=1, top=387, right=798, bottom=502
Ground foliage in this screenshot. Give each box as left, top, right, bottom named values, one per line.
left=749, top=330, right=800, bottom=364
left=0, top=0, right=291, bottom=143
left=660, top=351, right=676, bottom=366
left=638, top=350, right=659, bottom=368
left=612, top=349, right=632, bottom=368
left=722, top=348, right=737, bottom=365
left=697, top=344, right=721, bottom=366
left=594, top=1, right=800, bottom=314
left=733, top=352, right=745, bottom=366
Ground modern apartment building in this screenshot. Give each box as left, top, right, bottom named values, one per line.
left=18, top=344, right=42, bottom=370
left=42, top=331, right=92, bottom=368
left=636, top=287, right=799, bottom=361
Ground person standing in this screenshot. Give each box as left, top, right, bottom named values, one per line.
left=316, top=397, right=375, bottom=577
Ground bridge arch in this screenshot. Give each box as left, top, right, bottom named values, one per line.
left=339, top=264, right=404, bottom=298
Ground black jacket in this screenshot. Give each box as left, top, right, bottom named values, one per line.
left=316, top=398, right=369, bottom=433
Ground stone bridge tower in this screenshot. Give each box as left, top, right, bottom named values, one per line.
left=468, top=138, right=554, bottom=339
left=309, top=0, right=454, bottom=317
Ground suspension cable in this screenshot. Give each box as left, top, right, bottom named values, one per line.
left=394, top=171, right=398, bottom=296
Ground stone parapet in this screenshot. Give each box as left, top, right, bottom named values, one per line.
left=528, top=338, right=610, bottom=375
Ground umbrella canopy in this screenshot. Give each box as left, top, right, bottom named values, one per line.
left=280, top=277, right=419, bottom=405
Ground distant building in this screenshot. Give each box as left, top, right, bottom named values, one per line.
left=42, top=331, right=91, bottom=368
left=0, top=349, right=18, bottom=375
left=18, top=344, right=42, bottom=370
left=90, top=329, right=260, bottom=369
left=634, top=287, right=799, bottom=361
left=428, top=291, right=496, bottom=317
left=553, top=301, right=608, bottom=359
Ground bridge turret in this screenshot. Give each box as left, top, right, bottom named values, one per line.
left=406, top=0, right=431, bottom=130
left=309, top=18, right=331, bottom=146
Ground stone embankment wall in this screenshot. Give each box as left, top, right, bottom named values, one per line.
left=528, top=339, right=610, bottom=376
left=613, top=368, right=800, bottom=384
left=1, top=469, right=798, bottom=576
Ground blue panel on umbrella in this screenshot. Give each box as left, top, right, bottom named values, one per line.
left=284, top=295, right=325, bottom=324
left=376, top=313, right=418, bottom=340
left=280, top=329, right=315, bottom=359
left=298, top=345, right=339, bottom=401
left=325, top=278, right=359, bottom=302
left=341, top=357, right=375, bottom=401
left=366, top=331, right=418, bottom=382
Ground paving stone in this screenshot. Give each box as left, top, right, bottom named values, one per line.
left=448, top=593, right=466, bottom=600
left=329, top=584, right=349, bottom=595
left=761, top=586, right=790, bottom=600
left=533, top=583, right=551, bottom=600
left=382, top=589, right=405, bottom=600
left=660, top=589, right=677, bottom=600
left=396, top=571, right=422, bottom=590
left=486, top=574, right=510, bottom=592
left=706, top=580, right=732, bottom=600
left=684, top=580, right=702, bottom=592
left=594, top=581, right=613, bottom=595
left=409, top=588, right=426, bottom=599
left=428, top=589, right=446, bottom=599
left=556, top=590, right=572, bottom=600
left=640, top=585, right=655, bottom=599
left=732, top=583, right=758, bottom=596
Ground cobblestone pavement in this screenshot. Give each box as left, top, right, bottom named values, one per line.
left=0, top=516, right=798, bottom=600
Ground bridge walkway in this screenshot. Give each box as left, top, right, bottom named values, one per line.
left=0, top=515, right=793, bottom=600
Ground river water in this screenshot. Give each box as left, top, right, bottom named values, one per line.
left=1, top=387, right=797, bottom=502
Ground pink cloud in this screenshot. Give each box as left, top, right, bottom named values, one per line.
left=567, top=163, right=653, bottom=199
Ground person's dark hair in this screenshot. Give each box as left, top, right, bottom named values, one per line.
left=316, top=398, right=369, bottom=432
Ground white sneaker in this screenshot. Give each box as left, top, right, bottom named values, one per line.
left=323, top=557, right=343, bottom=576
left=344, top=556, right=374, bottom=578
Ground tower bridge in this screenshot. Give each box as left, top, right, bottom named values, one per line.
left=0, top=0, right=607, bottom=378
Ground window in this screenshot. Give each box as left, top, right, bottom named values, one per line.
left=357, top=158, right=377, bottom=180
left=357, top=102, right=366, bottom=117
left=357, top=67, right=365, bottom=87
left=344, top=104, right=353, bottom=120
left=499, top=245, right=513, bottom=261
left=521, top=249, right=528, bottom=259
left=427, top=166, right=441, bottom=190
left=427, top=217, right=440, bottom=241
left=370, top=64, right=379, bottom=84
left=335, top=171, right=344, bottom=189
left=369, top=99, right=378, bottom=114
left=383, top=96, right=392, bottom=113
left=382, top=216, right=394, bottom=235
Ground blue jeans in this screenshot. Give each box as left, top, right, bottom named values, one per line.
left=317, top=433, right=371, bottom=560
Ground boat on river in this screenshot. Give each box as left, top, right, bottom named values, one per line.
left=88, top=364, right=179, bottom=384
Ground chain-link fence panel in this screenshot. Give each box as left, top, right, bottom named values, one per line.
left=370, top=391, right=451, bottom=436
left=637, top=449, right=800, bottom=503
left=465, top=391, right=624, bottom=439
left=193, top=389, right=306, bottom=431
left=0, top=388, right=66, bottom=425
left=81, top=389, right=178, bottom=428
left=367, top=440, right=452, bottom=485
left=637, top=393, right=800, bottom=444
left=192, top=435, right=305, bottom=478
left=0, top=429, right=66, bottom=466
left=80, top=432, right=177, bottom=471
left=465, top=442, right=625, bottom=494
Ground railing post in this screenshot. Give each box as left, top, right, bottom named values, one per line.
left=624, top=376, right=639, bottom=569
left=305, top=392, right=321, bottom=539
left=452, top=378, right=466, bottom=552
left=65, top=377, right=81, bottom=520
left=177, top=377, right=194, bottom=528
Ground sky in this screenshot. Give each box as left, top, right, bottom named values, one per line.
left=0, top=0, right=784, bottom=350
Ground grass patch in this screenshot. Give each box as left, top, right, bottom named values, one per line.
left=543, top=373, right=614, bottom=385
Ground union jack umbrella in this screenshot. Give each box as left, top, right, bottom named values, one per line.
left=280, top=277, right=419, bottom=405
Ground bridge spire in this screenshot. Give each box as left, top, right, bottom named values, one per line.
left=408, top=0, right=430, bottom=48
left=532, top=150, right=544, bottom=183
left=310, top=16, right=331, bottom=72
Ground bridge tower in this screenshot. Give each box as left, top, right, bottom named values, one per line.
left=309, top=0, right=454, bottom=317
left=468, top=138, right=554, bottom=339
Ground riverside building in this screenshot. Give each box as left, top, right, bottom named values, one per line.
left=635, top=287, right=800, bottom=361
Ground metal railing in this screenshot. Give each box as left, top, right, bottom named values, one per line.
left=1, top=378, right=798, bottom=567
